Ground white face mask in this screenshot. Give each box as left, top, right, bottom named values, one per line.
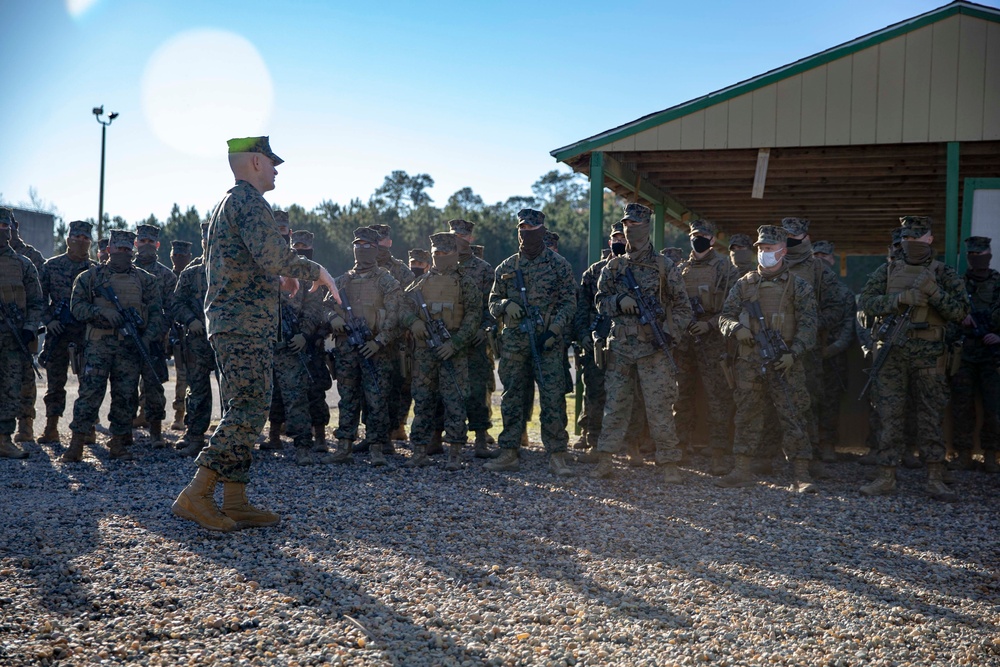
left=758, top=250, right=781, bottom=268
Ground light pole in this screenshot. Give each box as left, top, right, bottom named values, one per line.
left=93, top=105, right=119, bottom=239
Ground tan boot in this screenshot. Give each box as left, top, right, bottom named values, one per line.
left=926, top=463, right=958, bottom=502
left=445, top=444, right=463, bottom=471
left=860, top=466, right=896, bottom=496
left=548, top=451, right=573, bottom=477
left=382, top=440, right=396, bottom=455
left=715, top=455, right=755, bottom=488
left=262, top=423, right=283, bottom=450
left=84, top=427, right=97, bottom=444
left=662, top=463, right=684, bottom=485
left=312, top=425, right=328, bottom=453
left=572, top=432, right=588, bottom=450
left=793, top=459, right=818, bottom=494
left=221, top=482, right=280, bottom=528
left=819, top=442, right=837, bottom=463
left=369, top=442, right=387, bottom=467
left=108, top=434, right=134, bottom=461
left=172, top=467, right=237, bottom=532
left=473, top=430, right=499, bottom=459
left=576, top=448, right=601, bottom=464
left=427, top=431, right=444, bottom=455
left=14, top=418, right=34, bottom=443
left=404, top=444, right=433, bottom=468
left=61, top=431, right=87, bottom=462
left=294, top=445, right=313, bottom=466
left=170, top=407, right=185, bottom=431
left=390, top=425, right=407, bottom=442
left=751, top=456, right=773, bottom=475
left=149, top=420, right=165, bottom=448
left=320, top=439, right=354, bottom=464
left=485, top=432, right=496, bottom=445
left=177, top=434, right=205, bottom=457
left=709, top=451, right=731, bottom=477
left=40, top=415, right=61, bottom=443
left=590, top=452, right=614, bottom=479
left=484, top=448, right=519, bottom=472
left=0, top=433, right=28, bottom=459
left=132, top=410, right=148, bottom=428
left=520, top=430, right=529, bottom=448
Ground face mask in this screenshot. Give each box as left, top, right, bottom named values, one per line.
left=67, top=238, right=91, bottom=259
left=786, top=237, right=803, bottom=248
left=354, top=246, right=378, bottom=271
left=0, top=228, right=10, bottom=245
left=455, top=236, right=472, bottom=262
left=611, top=241, right=626, bottom=256
left=518, top=226, right=546, bottom=259
left=295, top=249, right=314, bottom=260
left=968, top=253, right=992, bottom=271
left=691, top=236, right=712, bottom=254
left=172, top=255, right=191, bottom=272
left=433, top=252, right=460, bottom=273
left=731, top=248, right=754, bottom=266
left=136, top=244, right=157, bottom=264
left=281, top=233, right=291, bottom=246
left=901, top=240, right=933, bottom=265
left=377, top=245, right=391, bottom=263
left=759, top=250, right=781, bottom=269
left=411, top=266, right=425, bottom=277
left=108, top=252, right=133, bottom=272
left=624, top=222, right=650, bottom=253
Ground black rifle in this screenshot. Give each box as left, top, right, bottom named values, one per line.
left=0, top=301, right=42, bottom=379
left=38, top=298, right=77, bottom=369
left=280, top=303, right=312, bottom=380
left=743, top=300, right=804, bottom=437
left=339, top=290, right=379, bottom=385
left=689, top=295, right=707, bottom=344
left=621, top=266, right=677, bottom=372
left=513, top=269, right=545, bottom=386
left=411, top=289, right=456, bottom=373
left=969, top=309, right=994, bottom=339
left=858, top=305, right=924, bottom=400
left=96, top=284, right=162, bottom=383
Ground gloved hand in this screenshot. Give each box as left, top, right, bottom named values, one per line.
left=435, top=341, right=456, bottom=361
left=985, top=333, right=1000, bottom=346
left=897, top=289, right=928, bottom=307
left=329, top=315, right=346, bottom=334
left=505, top=301, right=524, bottom=320
left=734, top=326, right=753, bottom=344
left=580, top=336, right=595, bottom=354
left=20, top=328, right=35, bottom=345
left=101, top=307, right=124, bottom=327
left=689, top=321, right=711, bottom=337
left=774, top=352, right=795, bottom=372
left=473, top=328, right=488, bottom=346
left=289, top=333, right=307, bottom=352
left=410, top=319, right=428, bottom=340
left=46, top=320, right=64, bottom=337
left=360, top=340, right=382, bottom=359
left=918, top=276, right=941, bottom=299
left=618, top=295, right=638, bottom=315
left=188, top=319, right=205, bottom=335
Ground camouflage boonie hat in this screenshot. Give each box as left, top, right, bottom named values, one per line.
left=430, top=232, right=458, bottom=253
left=543, top=230, right=560, bottom=249
left=621, top=203, right=652, bottom=224
left=226, top=136, right=283, bottom=166
left=688, top=219, right=716, bottom=236
left=170, top=240, right=193, bottom=254
left=68, top=220, right=93, bottom=239
left=0, top=207, right=12, bottom=225
left=662, top=247, right=685, bottom=263
left=781, top=217, right=810, bottom=235
left=728, top=233, right=753, bottom=248
left=201, top=222, right=209, bottom=239
left=812, top=240, right=835, bottom=255
left=272, top=210, right=289, bottom=226
left=610, top=221, right=625, bottom=236
left=448, top=219, right=475, bottom=235
left=290, top=230, right=314, bottom=247
left=136, top=224, right=160, bottom=242
left=755, top=225, right=788, bottom=246
left=369, top=224, right=392, bottom=240
left=899, top=216, right=933, bottom=238
left=97, top=238, right=110, bottom=250
left=472, top=244, right=484, bottom=259
left=353, top=227, right=380, bottom=245
left=109, top=229, right=136, bottom=249
left=408, top=248, right=431, bottom=263
left=965, top=236, right=991, bottom=253
left=516, top=209, right=545, bottom=227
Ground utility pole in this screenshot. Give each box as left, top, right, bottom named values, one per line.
left=92, top=106, right=119, bottom=240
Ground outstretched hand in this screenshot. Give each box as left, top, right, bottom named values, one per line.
left=311, top=266, right=340, bottom=304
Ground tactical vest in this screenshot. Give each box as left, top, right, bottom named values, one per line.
left=93, top=269, right=147, bottom=326
left=886, top=260, right=945, bottom=339
left=0, top=252, right=27, bottom=311
left=682, top=256, right=728, bottom=314
left=607, top=254, right=677, bottom=342
left=741, top=271, right=796, bottom=345
left=967, top=273, right=998, bottom=313
left=344, top=272, right=385, bottom=334
left=418, top=272, right=464, bottom=331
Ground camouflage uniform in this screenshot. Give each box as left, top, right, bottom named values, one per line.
left=268, top=285, right=314, bottom=453
left=728, top=234, right=757, bottom=279
left=172, top=245, right=215, bottom=442
left=169, top=240, right=194, bottom=427
left=9, top=214, right=44, bottom=435
left=817, top=276, right=856, bottom=456
left=194, top=177, right=323, bottom=484
left=573, top=247, right=614, bottom=447
left=133, top=224, right=177, bottom=426
left=594, top=204, right=694, bottom=470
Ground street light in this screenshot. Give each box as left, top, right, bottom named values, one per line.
left=93, top=105, right=119, bottom=239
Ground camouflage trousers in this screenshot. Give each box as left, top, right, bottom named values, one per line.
left=950, top=356, right=1000, bottom=453
left=172, top=353, right=187, bottom=415
left=818, top=352, right=848, bottom=448
left=596, top=349, right=680, bottom=464
left=871, top=342, right=948, bottom=466
left=497, top=329, right=568, bottom=453
left=267, top=347, right=313, bottom=447
left=42, top=328, right=86, bottom=417
left=0, top=331, right=24, bottom=434
left=307, top=345, right=332, bottom=427
left=466, top=340, right=493, bottom=432
left=732, top=355, right=812, bottom=461
left=19, top=355, right=36, bottom=420
left=70, top=335, right=141, bottom=437
left=411, top=348, right=469, bottom=445
left=182, top=334, right=215, bottom=436
left=675, top=332, right=733, bottom=454
left=138, top=355, right=167, bottom=421
left=195, top=334, right=274, bottom=484
left=577, top=349, right=606, bottom=440
left=334, top=346, right=392, bottom=444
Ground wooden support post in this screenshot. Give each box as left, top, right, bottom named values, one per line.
left=589, top=152, right=605, bottom=266
left=945, top=141, right=960, bottom=269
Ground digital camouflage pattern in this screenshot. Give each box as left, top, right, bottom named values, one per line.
left=268, top=288, right=313, bottom=450
left=816, top=279, right=856, bottom=450
left=134, top=252, right=177, bottom=422
left=457, top=251, right=495, bottom=432
left=0, top=245, right=43, bottom=435
left=573, top=254, right=612, bottom=441
left=11, top=233, right=44, bottom=423
left=172, top=256, right=215, bottom=437
left=375, top=247, right=415, bottom=431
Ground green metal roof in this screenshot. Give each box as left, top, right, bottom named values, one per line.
left=551, top=1, right=1000, bottom=163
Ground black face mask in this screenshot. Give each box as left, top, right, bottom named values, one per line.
left=136, top=245, right=157, bottom=264
left=968, top=253, right=992, bottom=272
left=0, top=229, right=10, bottom=245
left=108, top=252, right=133, bottom=272
left=411, top=267, right=425, bottom=277
left=519, top=226, right=546, bottom=259
left=295, top=249, right=314, bottom=260
left=786, top=237, right=803, bottom=248
left=377, top=245, right=391, bottom=264
left=691, top=236, right=712, bottom=254
left=354, top=246, right=379, bottom=271
left=610, top=241, right=626, bottom=256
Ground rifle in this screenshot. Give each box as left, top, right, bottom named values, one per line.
left=96, top=284, right=163, bottom=383
left=338, top=289, right=380, bottom=386
left=857, top=305, right=925, bottom=400
left=513, top=269, right=545, bottom=386
left=38, top=298, right=77, bottom=369
left=743, top=300, right=805, bottom=437
left=689, top=295, right=706, bottom=344
left=280, top=303, right=313, bottom=380
left=410, top=289, right=456, bottom=373
left=0, top=301, right=42, bottom=379
left=621, top=266, right=677, bottom=372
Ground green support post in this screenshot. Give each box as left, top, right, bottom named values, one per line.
left=653, top=203, right=665, bottom=252
left=589, top=152, right=605, bottom=265
left=945, top=142, right=960, bottom=269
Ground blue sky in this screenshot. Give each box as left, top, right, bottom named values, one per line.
left=0, top=0, right=968, bottom=224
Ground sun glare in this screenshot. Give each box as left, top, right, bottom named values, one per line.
left=141, top=29, right=275, bottom=158
left=66, top=0, right=100, bottom=19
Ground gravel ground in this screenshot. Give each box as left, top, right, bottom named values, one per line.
left=1, top=372, right=999, bottom=666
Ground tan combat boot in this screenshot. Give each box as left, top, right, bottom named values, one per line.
left=177, top=434, right=205, bottom=457
left=484, top=448, right=519, bottom=472
left=709, top=450, right=731, bottom=477
left=61, top=431, right=87, bottom=462
left=294, top=444, right=313, bottom=466
left=572, top=431, right=588, bottom=450
left=312, top=425, right=328, bottom=453
left=262, top=423, right=283, bottom=450
left=548, top=451, right=573, bottom=477
left=819, top=442, right=837, bottom=463
left=14, top=418, right=34, bottom=443
left=662, top=463, right=684, bottom=485
left=132, top=410, right=148, bottom=428
left=171, top=467, right=237, bottom=532
left=84, top=427, right=97, bottom=444
left=320, top=439, right=353, bottom=464
left=590, top=452, right=614, bottom=479
left=40, top=416, right=61, bottom=443
left=793, top=459, right=818, bottom=494
left=369, top=442, right=387, bottom=467
left=926, top=463, right=958, bottom=502
left=170, top=406, right=185, bottom=431
left=445, top=443, right=463, bottom=471
left=390, top=424, right=407, bottom=442
left=473, top=431, right=499, bottom=459
left=427, top=431, right=444, bottom=456
left=715, top=454, right=755, bottom=488
left=221, top=482, right=280, bottom=528
left=404, top=445, right=432, bottom=468
left=860, top=466, right=896, bottom=496
left=0, top=433, right=28, bottom=459
left=108, top=434, right=134, bottom=461
left=149, top=420, right=165, bottom=448
left=520, top=430, right=529, bottom=448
